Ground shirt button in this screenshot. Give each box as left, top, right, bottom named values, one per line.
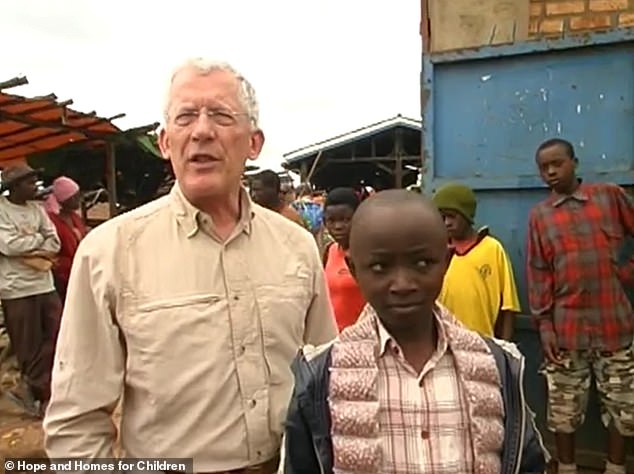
left=233, top=295, right=239, bottom=301
left=421, top=430, right=429, bottom=439
left=238, top=345, right=246, bottom=355
left=249, top=399, right=256, bottom=408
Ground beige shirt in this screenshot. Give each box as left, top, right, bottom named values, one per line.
left=43, top=184, right=337, bottom=471
left=0, top=197, right=60, bottom=300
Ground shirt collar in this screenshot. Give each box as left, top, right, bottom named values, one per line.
left=375, top=305, right=448, bottom=358
left=551, top=179, right=588, bottom=207
left=169, top=182, right=255, bottom=238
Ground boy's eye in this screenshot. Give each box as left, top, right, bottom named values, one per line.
left=370, top=262, right=385, bottom=273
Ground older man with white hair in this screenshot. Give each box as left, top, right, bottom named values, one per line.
left=43, top=59, right=337, bottom=473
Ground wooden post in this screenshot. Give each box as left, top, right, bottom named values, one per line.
left=300, top=162, right=308, bottom=184
left=394, top=129, right=404, bottom=188
left=105, top=142, right=118, bottom=218
left=80, top=198, right=88, bottom=223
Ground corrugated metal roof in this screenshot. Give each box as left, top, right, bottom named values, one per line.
left=283, top=114, right=421, bottom=165
left=0, top=75, right=159, bottom=165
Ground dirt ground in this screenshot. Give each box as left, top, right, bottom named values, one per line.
left=0, top=357, right=46, bottom=472
left=0, top=352, right=122, bottom=474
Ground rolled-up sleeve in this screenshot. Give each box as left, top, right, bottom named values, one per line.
left=303, top=237, right=338, bottom=346
left=43, top=229, right=124, bottom=459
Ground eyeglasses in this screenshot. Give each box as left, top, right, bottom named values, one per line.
left=171, top=107, right=249, bottom=127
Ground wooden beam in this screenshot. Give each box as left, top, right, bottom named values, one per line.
left=0, top=124, right=39, bottom=140
left=105, top=142, right=118, bottom=218
left=0, top=112, right=122, bottom=154
left=0, top=76, right=28, bottom=90
left=394, top=128, right=404, bottom=188
left=0, top=130, right=89, bottom=153
left=0, top=109, right=120, bottom=141
left=377, top=163, right=394, bottom=175
left=11, top=99, right=73, bottom=117
left=324, top=155, right=421, bottom=164
left=123, top=122, right=160, bottom=136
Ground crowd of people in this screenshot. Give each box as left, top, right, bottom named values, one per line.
left=0, top=58, right=631, bottom=474
left=0, top=167, right=87, bottom=418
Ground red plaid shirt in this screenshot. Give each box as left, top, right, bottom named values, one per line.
left=527, top=182, right=634, bottom=351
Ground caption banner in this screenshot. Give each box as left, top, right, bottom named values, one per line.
left=4, top=458, right=193, bottom=473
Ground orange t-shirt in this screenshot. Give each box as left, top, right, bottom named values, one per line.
left=324, top=244, right=366, bottom=331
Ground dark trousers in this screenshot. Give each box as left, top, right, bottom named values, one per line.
left=1, top=291, right=62, bottom=402
left=53, top=275, right=68, bottom=305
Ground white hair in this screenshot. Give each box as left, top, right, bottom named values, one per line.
left=163, top=58, right=260, bottom=128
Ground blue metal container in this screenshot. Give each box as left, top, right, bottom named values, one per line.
left=421, top=29, right=634, bottom=469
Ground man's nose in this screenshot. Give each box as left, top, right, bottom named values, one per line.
left=191, top=114, right=218, bottom=140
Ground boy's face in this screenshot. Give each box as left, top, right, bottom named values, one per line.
left=250, top=179, right=277, bottom=207
left=348, top=202, right=448, bottom=333
left=439, top=209, right=470, bottom=241
left=324, top=204, right=355, bottom=248
left=536, top=144, right=577, bottom=194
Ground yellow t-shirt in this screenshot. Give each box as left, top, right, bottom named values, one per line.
left=438, top=235, right=521, bottom=337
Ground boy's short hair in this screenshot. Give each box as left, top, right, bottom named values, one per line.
left=535, top=138, right=575, bottom=160
left=324, top=187, right=360, bottom=211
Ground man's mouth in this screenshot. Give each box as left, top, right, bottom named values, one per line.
left=189, top=154, right=219, bottom=163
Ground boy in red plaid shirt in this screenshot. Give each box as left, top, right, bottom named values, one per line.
left=527, top=138, right=634, bottom=474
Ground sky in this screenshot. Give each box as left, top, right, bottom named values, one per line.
left=1, top=0, right=422, bottom=171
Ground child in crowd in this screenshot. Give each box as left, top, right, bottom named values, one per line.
left=527, top=138, right=634, bottom=474
left=433, top=182, right=520, bottom=340
left=322, top=187, right=366, bottom=331
left=284, top=189, right=548, bottom=473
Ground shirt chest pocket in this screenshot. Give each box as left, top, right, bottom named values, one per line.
left=601, top=223, right=624, bottom=263
left=120, top=294, right=226, bottom=396
left=255, top=274, right=313, bottom=383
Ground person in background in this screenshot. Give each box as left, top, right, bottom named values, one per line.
left=291, top=185, right=330, bottom=253
left=527, top=138, right=634, bottom=474
left=0, top=165, right=62, bottom=418
left=283, top=190, right=548, bottom=473
left=44, top=58, right=337, bottom=472
left=43, top=176, right=87, bottom=302
left=280, top=181, right=296, bottom=206
left=322, top=187, right=365, bottom=331
left=250, top=169, right=306, bottom=227
left=432, top=182, right=520, bottom=340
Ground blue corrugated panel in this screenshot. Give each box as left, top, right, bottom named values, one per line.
left=421, top=30, right=634, bottom=467
left=422, top=30, right=634, bottom=312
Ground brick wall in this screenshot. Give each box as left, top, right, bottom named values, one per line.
left=530, top=0, right=634, bottom=36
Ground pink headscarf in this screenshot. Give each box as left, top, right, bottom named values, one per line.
left=44, top=177, right=80, bottom=215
